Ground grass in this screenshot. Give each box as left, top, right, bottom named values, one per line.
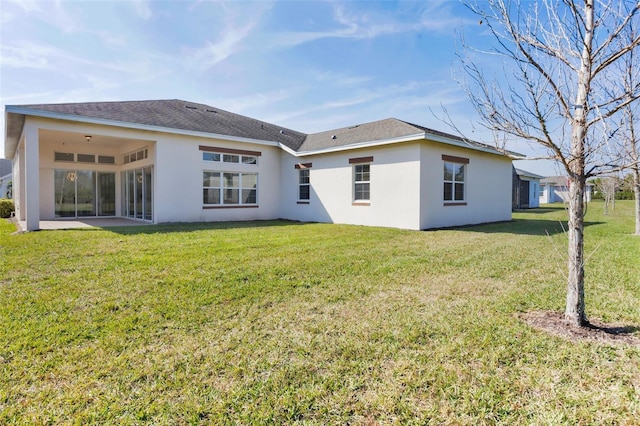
left=1, top=201, right=639, bottom=424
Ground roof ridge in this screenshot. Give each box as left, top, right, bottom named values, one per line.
left=306, top=117, right=399, bottom=136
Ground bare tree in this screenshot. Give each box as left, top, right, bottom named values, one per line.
left=594, top=176, right=618, bottom=214
left=617, top=25, right=640, bottom=234
left=458, top=0, right=640, bottom=326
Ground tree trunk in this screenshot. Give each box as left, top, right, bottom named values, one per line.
left=564, top=0, right=593, bottom=327
left=565, top=174, right=588, bottom=326
left=634, top=168, right=640, bottom=235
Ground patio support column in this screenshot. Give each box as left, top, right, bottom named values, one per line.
left=24, top=125, right=40, bottom=231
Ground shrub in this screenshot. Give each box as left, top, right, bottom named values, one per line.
left=0, top=198, right=15, bottom=218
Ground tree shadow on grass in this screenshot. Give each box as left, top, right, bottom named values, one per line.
left=72, top=219, right=308, bottom=236
left=514, top=205, right=567, bottom=214
left=451, top=219, right=604, bottom=236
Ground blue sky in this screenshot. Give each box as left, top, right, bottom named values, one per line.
left=0, top=0, right=556, bottom=174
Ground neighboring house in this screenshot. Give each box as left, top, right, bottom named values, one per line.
left=4, top=100, right=519, bottom=231
left=512, top=168, right=543, bottom=209
left=0, top=158, right=12, bottom=198
left=540, top=176, right=592, bottom=203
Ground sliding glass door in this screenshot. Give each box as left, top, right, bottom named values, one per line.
left=121, top=166, right=152, bottom=221
left=54, top=170, right=115, bottom=218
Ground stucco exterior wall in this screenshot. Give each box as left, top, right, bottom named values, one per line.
left=280, top=143, right=422, bottom=230
left=23, top=116, right=282, bottom=224
left=154, top=136, right=282, bottom=223
left=419, top=142, right=512, bottom=229
left=13, top=115, right=514, bottom=231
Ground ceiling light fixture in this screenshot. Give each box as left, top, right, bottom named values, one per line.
left=85, top=135, right=92, bottom=142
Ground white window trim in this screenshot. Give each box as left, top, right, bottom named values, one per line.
left=352, top=163, right=371, bottom=204
left=203, top=170, right=259, bottom=208
left=298, top=168, right=310, bottom=202
left=443, top=160, right=467, bottom=204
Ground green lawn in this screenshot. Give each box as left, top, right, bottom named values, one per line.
left=1, top=201, right=639, bottom=424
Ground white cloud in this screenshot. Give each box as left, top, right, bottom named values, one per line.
left=185, top=21, right=256, bottom=71
left=268, top=1, right=474, bottom=50
left=5, top=0, right=42, bottom=14
left=132, top=0, right=152, bottom=20
left=0, top=43, right=57, bottom=69
left=205, top=88, right=297, bottom=114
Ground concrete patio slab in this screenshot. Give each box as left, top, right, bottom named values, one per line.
left=15, top=217, right=149, bottom=231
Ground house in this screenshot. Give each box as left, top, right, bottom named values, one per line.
left=0, top=158, right=12, bottom=199
left=512, top=167, right=543, bottom=209
left=4, top=99, right=518, bottom=231
left=539, top=176, right=592, bottom=204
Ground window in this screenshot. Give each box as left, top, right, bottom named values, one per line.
left=123, top=148, right=148, bottom=165
left=242, top=155, right=258, bottom=165
left=223, top=154, right=240, bottom=163
left=98, top=155, right=115, bottom=164
left=54, top=152, right=75, bottom=162
left=203, top=171, right=257, bottom=206
left=55, top=152, right=116, bottom=165
left=299, top=169, right=310, bottom=201
left=354, top=164, right=370, bottom=201
left=77, top=154, right=96, bottom=163
left=202, top=149, right=259, bottom=165
left=203, top=152, right=220, bottom=162
left=443, top=162, right=465, bottom=202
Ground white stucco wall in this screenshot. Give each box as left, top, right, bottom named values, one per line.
left=16, top=115, right=514, bottom=230
left=279, top=143, right=423, bottom=230
left=154, top=136, right=282, bottom=223
left=419, top=143, right=512, bottom=229
left=24, top=116, right=282, bottom=225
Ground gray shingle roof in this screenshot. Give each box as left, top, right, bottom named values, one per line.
left=300, top=117, right=508, bottom=155
left=5, top=99, right=512, bottom=158
left=10, top=99, right=307, bottom=151
left=299, top=118, right=423, bottom=152
left=515, top=168, right=544, bottom=179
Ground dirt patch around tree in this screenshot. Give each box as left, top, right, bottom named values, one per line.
left=520, top=311, right=640, bottom=347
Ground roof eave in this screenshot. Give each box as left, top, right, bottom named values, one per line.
left=423, top=130, right=524, bottom=158
left=291, top=131, right=521, bottom=158
left=293, top=133, right=425, bottom=157
left=4, top=105, right=282, bottom=151
left=4, top=110, right=26, bottom=159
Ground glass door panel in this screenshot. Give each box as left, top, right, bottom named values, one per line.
left=54, top=170, right=77, bottom=218
left=122, top=167, right=153, bottom=221
left=135, top=169, right=143, bottom=219
left=54, top=170, right=115, bottom=218
left=144, top=167, right=152, bottom=220
left=98, top=173, right=116, bottom=216
left=76, top=171, right=96, bottom=217
left=127, top=170, right=135, bottom=218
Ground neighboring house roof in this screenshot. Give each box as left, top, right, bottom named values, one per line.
left=4, top=99, right=520, bottom=159
left=540, top=176, right=568, bottom=185
left=541, top=176, right=593, bottom=186
left=514, top=168, right=544, bottom=180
